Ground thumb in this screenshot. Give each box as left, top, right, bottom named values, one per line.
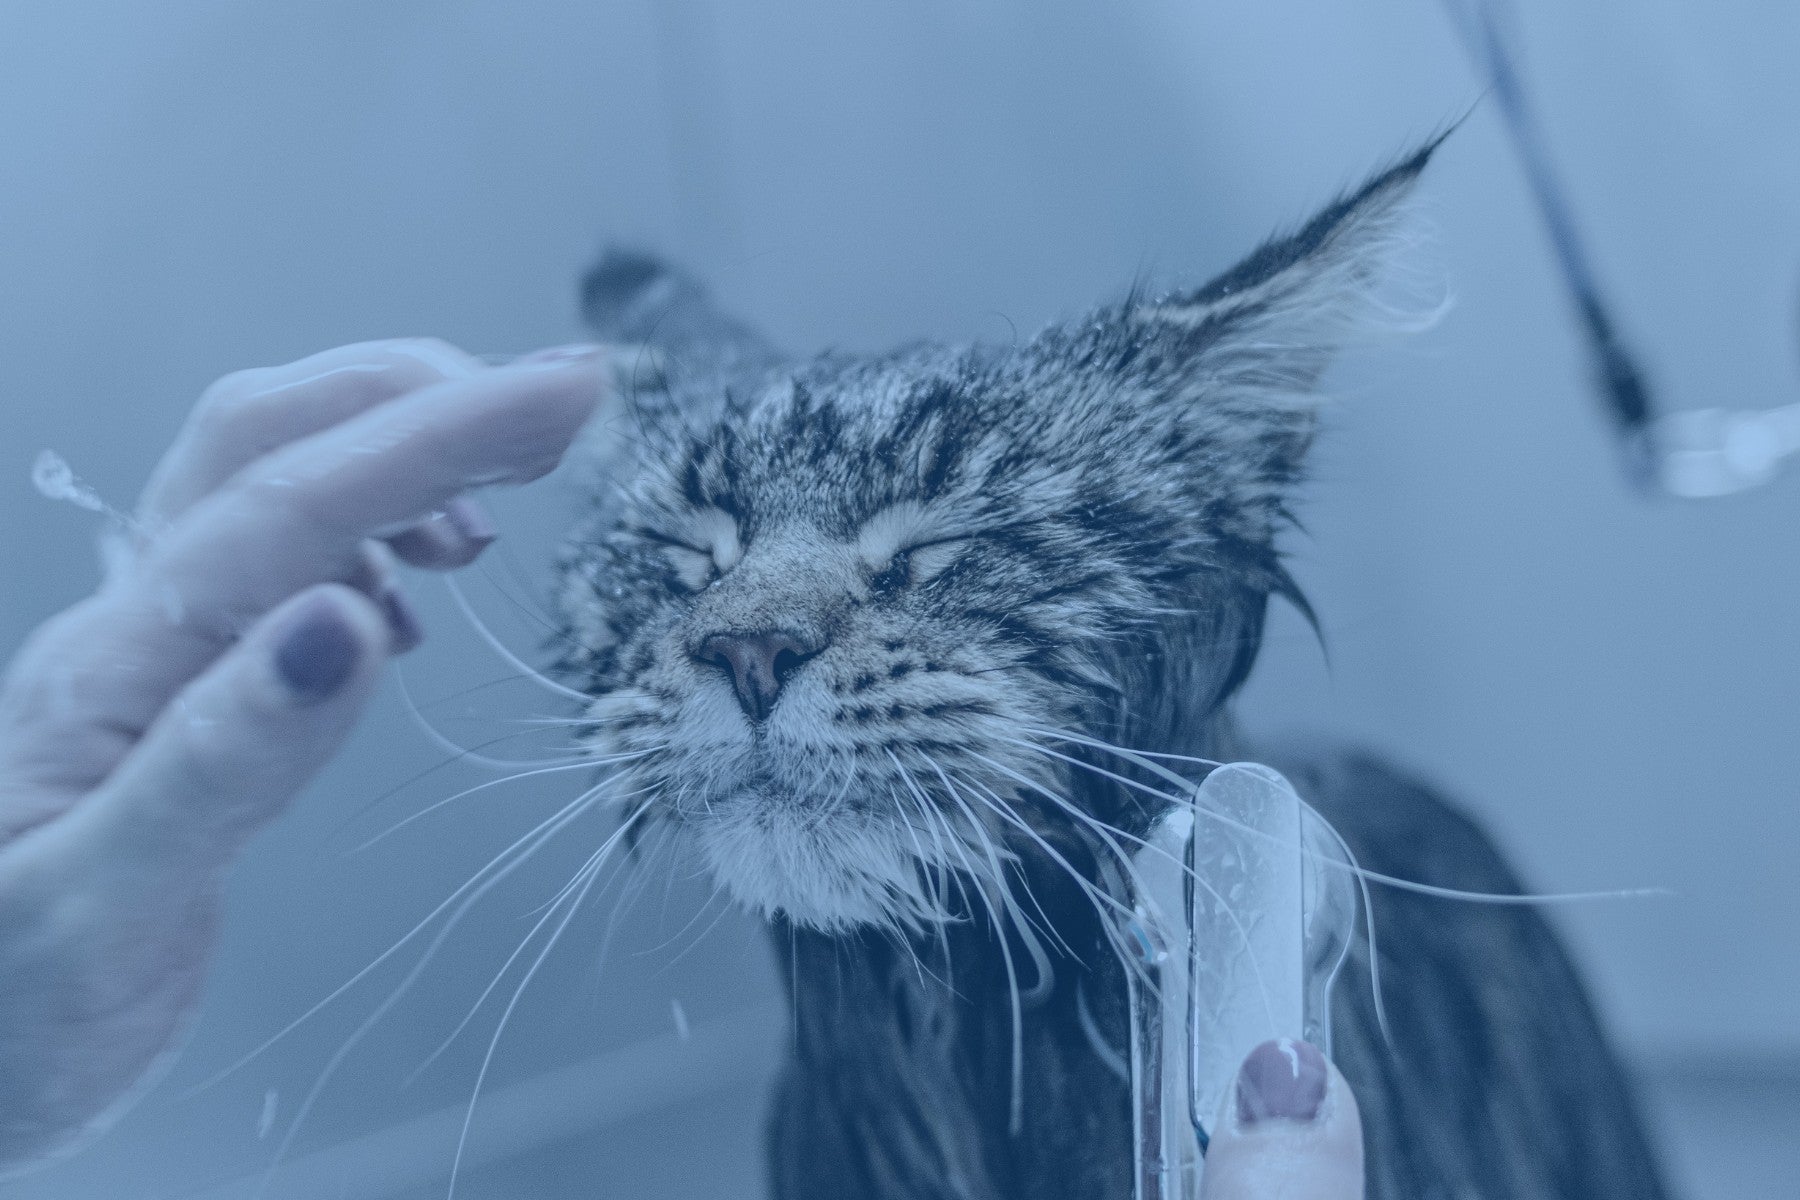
left=1201, top=1039, right=1365, bottom=1200
left=76, top=583, right=391, bottom=883
left=0, top=586, right=389, bottom=1173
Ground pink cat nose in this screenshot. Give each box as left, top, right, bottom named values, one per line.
left=695, top=629, right=822, bottom=722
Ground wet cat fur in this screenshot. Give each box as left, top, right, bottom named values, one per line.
left=556, top=145, right=1671, bottom=1199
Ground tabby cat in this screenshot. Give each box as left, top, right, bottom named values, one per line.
left=554, top=143, right=1671, bottom=1199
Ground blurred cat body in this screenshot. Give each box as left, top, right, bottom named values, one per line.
left=555, top=147, right=1670, bottom=1199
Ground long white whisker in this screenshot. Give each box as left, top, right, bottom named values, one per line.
left=395, top=663, right=587, bottom=771
left=445, top=803, right=652, bottom=1199
left=939, top=770, right=1080, bottom=962
left=407, top=801, right=652, bottom=1088
left=964, top=749, right=1158, bottom=924
left=955, top=773, right=1148, bottom=988
left=346, top=754, right=653, bottom=855
left=185, top=784, right=603, bottom=1103
left=1019, top=731, right=1395, bottom=1038
left=981, top=746, right=1282, bottom=1034
left=1011, top=733, right=1667, bottom=906
left=445, top=572, right=592, bottom=704
left=1022, top=726, right=1224, bottom=771
left=321, top=728, right=610, bottom=848
left=898, top=755, right=1026, bottom=1137
left=954, top=772, right=1136, bottom=928
left=246, top=781, right=613, bottom=1197
left=936, top=773, right=1058, bottom=1001
left=885, top=785, right=950, bottom=989
left=889, top=781, right=965, bottom=992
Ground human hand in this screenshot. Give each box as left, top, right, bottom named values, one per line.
left=0, top=340, right=606, bottom=1173
left=1201, top=1038, right=1364, bottom=1200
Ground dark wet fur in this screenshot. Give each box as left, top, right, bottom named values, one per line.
left=762, top=746, right=1670, bottom=1199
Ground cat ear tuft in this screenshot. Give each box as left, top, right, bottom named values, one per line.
left=1137, top=135, right=1447, bottom=389
left=1027, top=139, right=1447, bottom=543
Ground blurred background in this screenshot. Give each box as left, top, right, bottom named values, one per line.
left=2, top=1, right=1795, bottom=1196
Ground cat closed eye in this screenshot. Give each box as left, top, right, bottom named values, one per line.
left=664, top=545, right=719, bottom=591
left=872, top=539, right=964, bottom=593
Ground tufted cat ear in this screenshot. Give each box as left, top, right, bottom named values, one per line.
left=1141, top=139, right=1441, bottom=385
left=1032, top=139, right=1444, bottom=541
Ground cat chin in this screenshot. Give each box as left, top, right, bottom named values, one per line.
left=689, top=790, right=944, bottom=934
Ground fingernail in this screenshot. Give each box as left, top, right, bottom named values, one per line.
left=514, top=342, right=603, bottom=369
left=379, top=586, right=424, bottom=653
left=274, top=595, right=363, bottom=703
left=1235, top=1038, right=1328, bottom=1125
left=443, top=496, right=497, bottom=545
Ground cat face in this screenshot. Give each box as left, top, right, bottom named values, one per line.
left=555, top=149, right=1434, bottom=932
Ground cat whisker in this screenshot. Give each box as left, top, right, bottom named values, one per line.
left=933, top=766, right=1058, bottom=991
left=1013, top=730, right=1666, bottom=907
left=474, top=552, right=603, bottom=657
left=395, top=662, right=587, bottom=771
left=956, top=773, right=1153, bottom=995
left=930, top=767, right=1078, bottom=964
left=187, top=782, right=609, bottom=1105
left=447, top=801, right=654, bottom=1200
left=650, top=871, right=745, bottom=980
left=1003, top=745, right=1284, bottom=1035
left=951, top=772, right=1140, bottom=956
left=896, top=754, right=1028, bottom=1135
left=445, top=572, right=592, bottom=704
left=320, top=728, right=616, bottom=846
left=885, top=783, right=956, bottom=992
left=1009, top=729, right=1397, bottom=1035
left=406, top=801, right=654, bottom=1092
left=344, top=751, right=656, bottom=856
left=894, top=780, right=972, bottom=988
left=246, top=780, right=618, bottom=1197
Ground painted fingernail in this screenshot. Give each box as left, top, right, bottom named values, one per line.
left=514, top=342, right=603, bottom=368
left=274, top=595, right=362, bottom=703
left=1235, top=1038, right=1328, bottom=1125
left=443, top=497, right=497, bottom=545
left=379, top=586, right=424, bottom=653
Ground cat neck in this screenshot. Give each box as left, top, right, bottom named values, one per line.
left=766, top=810, right=1138, bottom=1198
left=765, top=712, right=1240, bottom=1199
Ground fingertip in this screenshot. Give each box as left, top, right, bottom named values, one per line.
left=1201, top=1040, right=1364, bottom=1200
left=385, top=498, right=496, bottom=570
left=449, top=352, right=610, bottom=486
left=1235, top=1038, right=1329, bottom=1126
left=267, top=584, right=389, bottom=707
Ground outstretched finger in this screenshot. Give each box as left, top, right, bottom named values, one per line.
left=136, top=339, right=484, bottom=534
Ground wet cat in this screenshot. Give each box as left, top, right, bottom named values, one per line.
left=554, top=143, right=1671, bottom=1199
